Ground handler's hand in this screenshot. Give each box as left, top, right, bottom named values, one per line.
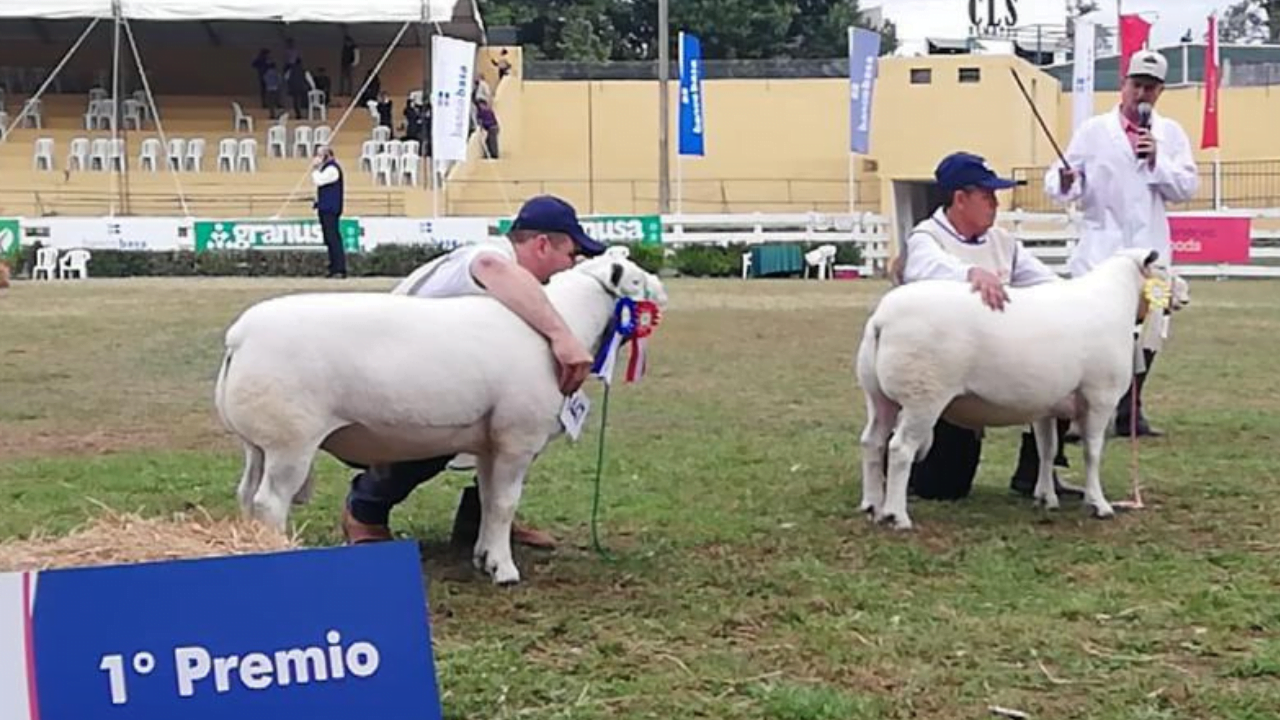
left=1136, top=129, right=1157, bottom=167
left=551, top=333, right=593, bottom=395
left=968, top=267, right=1010, bottom=311
left=1058, top=167, right=1079, bottom=192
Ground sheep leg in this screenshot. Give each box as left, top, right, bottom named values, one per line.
left=859, top=389, right=898, bottom=518
left=473, top=450, right=533, bottom=586
left=1078, top=408, right=1115, bottom=519
left=252, top=446, right=316, bottom=533
left=1031, top=416, right=1060, bottom=510
left=236, top=443, right=265, bottom=519
left=880, top=407, right=940, bottom=531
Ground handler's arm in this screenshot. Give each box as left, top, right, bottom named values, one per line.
left=470, top=253, right=593, bottom=395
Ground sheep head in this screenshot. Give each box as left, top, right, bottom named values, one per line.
left=1118, top=249, right=1177, bottom=322
left=577, top=248, right=669, bottom=308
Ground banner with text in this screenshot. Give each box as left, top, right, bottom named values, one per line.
left=1170, top=215, right=1252, bottom=265
left=194, top=219, right=362, bottom=253
left=0, top=218, right=18, bottom=255
left=360, top=217, right=490, bottom=250
left=497, top=214, right=662, bottom=246
left=848, top=26, right=881, bottom=155
left=1, top=542, right=442, bottom=720
left=678, top=31, right=705, bottom=157
left=431, top=35, right=477, bottom=163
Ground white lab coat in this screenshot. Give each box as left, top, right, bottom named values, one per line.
left=1043, top=106, right=1199, bottom=277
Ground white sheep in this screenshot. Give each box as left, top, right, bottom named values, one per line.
left=855, top=248, right=1176, bottom=530
left=215, top=254, right=667, bottom=584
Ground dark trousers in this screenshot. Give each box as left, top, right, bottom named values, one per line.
left=1115, top=349, right=1157, bottom=432
left=1011, top=418, right=1072, bottom=493
left=318, top=212, right=346, bottom=276
left=347, top=456, right=454, bottom=526
left=907, top=418, right=983, bottom=500
left=484, top=128, right=499, bottom=159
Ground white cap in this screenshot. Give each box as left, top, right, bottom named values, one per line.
left=1127, top=50, right=1168, bottom=82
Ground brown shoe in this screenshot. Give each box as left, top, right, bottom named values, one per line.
left=511, top=522, right=557, bottom=550
left=341, top=507, right=393, bottom=545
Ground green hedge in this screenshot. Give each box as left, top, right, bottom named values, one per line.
left=9, top=240, right=862, bottom=279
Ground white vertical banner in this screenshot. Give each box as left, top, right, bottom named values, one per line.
left=431, top=34, right=477, bottom=164
left=1071, top=17, right=1096, bottom=134
left=0, top=571, right=38, bottom=720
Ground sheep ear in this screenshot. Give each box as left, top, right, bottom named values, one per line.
left=609, top=262, right=624, bottom=288
left=1143, top=250, right=1159, bottom=267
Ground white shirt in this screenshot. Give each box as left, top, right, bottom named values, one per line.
left=1044, top=105, right=1198, bottom=277
left=311, top=165, right=341, bottom=187
left=391, top=238, right=516, bottom=298
left=903, top=209, right=1059, bottom=287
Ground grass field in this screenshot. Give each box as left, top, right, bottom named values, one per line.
left=2, top=276, right=1279, bottom=720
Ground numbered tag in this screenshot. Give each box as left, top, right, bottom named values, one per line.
left=559, top=391, right=591, bottom=442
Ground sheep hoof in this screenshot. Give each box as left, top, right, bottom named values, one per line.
left=859, top=500, right=879, bottom=518
left=1035, top=494, right=1060, bottom=511
left=1090, top=502, right=1116, bottom=519
left=875, top=510, right=913, bottom=531
left=492, top=566, right=521, bottom=586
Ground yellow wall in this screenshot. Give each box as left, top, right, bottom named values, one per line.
left=447, top=53, right=1280, bottom=216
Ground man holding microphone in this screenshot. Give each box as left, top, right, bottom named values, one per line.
left=1043, top=50, right=1199, bottom=437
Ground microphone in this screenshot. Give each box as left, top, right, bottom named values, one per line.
left=1136, top=102, right=1153, bottom=160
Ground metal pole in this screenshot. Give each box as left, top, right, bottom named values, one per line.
left=657, top=0, right=670, bottom=214
left=587, top=71, right=595, bottom=214
left=110, top=0, right=121, bottom=216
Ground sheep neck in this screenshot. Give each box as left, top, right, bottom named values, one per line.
left=545, top=271, right=619, bottom=356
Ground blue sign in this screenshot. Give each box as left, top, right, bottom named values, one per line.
left=5, top=542, right=442, bottom=720
left=848, top=26, right=881, bottom=155
left=678, top=31, right=705, bottom=156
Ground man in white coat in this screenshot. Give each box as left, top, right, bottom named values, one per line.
left=1043, top=49, right=1199, bottom=437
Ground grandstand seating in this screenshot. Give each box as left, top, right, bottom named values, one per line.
left=0, top=90, right=434, bottom=218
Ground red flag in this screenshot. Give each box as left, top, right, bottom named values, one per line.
left=1120, top=14, right=1152, bottom=78
left=1202, top=13, right=1220, bottom=149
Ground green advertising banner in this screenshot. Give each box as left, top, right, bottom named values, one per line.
left=497, top=214, right=663, bottom=246
left=0, top=218, right=20, bottom=256
left=193, top=219, right=362, bottom=253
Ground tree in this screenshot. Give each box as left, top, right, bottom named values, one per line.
left=1065, top=0, right=1114, bottom=54
left=1219, top=0, right=1271, bottom=44
left=479, top=0, right=897, bottom=61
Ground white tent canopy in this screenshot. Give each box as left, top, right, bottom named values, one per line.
left=0, top=0, right=466, bottom=24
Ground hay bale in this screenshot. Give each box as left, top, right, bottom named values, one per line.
left=0, top=504, right=300, bottom=573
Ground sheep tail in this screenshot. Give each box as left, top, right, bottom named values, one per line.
left=214, top=349, right=238, bottom=436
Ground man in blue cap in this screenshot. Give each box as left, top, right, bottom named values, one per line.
left=891, top=152, right=1083, bottom=501
left=341, top=194, right=607, bottom=548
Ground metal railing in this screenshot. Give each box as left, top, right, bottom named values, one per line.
left=1011, top=159, right=1280, bottom=213
left=0, top=188, right=407, bottom=218
left=442, top=177, right=883, bottom=216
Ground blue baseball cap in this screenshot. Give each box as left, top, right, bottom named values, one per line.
left=935, top=152, right=1022, bottom=194
left=509, top=195, right=606, bottom=257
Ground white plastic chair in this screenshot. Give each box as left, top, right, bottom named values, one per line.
left=266, top=125, right=287, bottom=158
left=88, top=87, right=109, bottom=102
left=804, top=245, right=837, bottom=280
left=32, top=247, right=59, bottom=280
left=740, top=251, right=752, bottom=280
left=402, top=139, right=421, bottom=158
left=359, top=140, right=380, bottom=172
left=385, top=140, right=404, bottom=158
left=89, top=138, right=109, bottom=171
left=33, top=138, right=54, bottom=170
left=398, top=154, right=420, bottom=186
left=122, top=99, right=144, bottom=130
left=232, top=101, right=254, bottom=132
left=307, top=89, right=327, bottom=121
left=166, top=137, right=186, bottom=171
left=217, top=138, right=238, bottom=172
left=371, top=126, right=390, bottom=143
left=21, top=98, right=42, bottom=128
left=139, top=138, right=161, bottom=172
left=105, top=138, right=125, bottom=172
left=67, top=137, right=90, bottom=171
left=291, top=126, right=313, bottom=158
left=237, top=138, right=257, bottom=172
left=59, top=249, right=91, bottom=280
left=184, top=138, right=206, bottom=172
left=373, top=153, right=396, bottom=186
left=313, top=125, right=332, bottom=150
left=0, top=111, right=8, bottom=140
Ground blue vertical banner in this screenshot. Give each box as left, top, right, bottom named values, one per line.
left=848, top=26, right=881, bottom=155
left=678, top=31, right=705, bottom=157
